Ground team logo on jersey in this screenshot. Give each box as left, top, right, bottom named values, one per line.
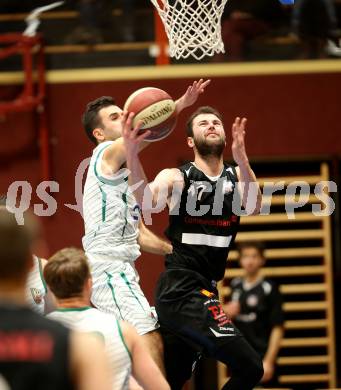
left=30, top=288, right=43, bottom=305
left=246, top=294, right=259, bottom=307
left=130, top=204, right=141, bottom=221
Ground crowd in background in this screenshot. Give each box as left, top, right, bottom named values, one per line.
left=1, top=0, right=341, bottom=60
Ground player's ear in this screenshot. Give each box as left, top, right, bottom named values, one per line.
left=93, top=128, right=104, bottom=142
left=187, top=137, right=194, bottom=148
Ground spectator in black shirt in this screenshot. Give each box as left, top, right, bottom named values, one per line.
left=225, top=241, right=284, bottom=387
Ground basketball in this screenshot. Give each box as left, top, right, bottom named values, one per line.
left=123, top=87, right=177, bottom=142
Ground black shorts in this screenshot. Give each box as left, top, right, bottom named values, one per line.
left=155, top=269, right=263, bottom=390
left=155, top=268, right=241, bottom=355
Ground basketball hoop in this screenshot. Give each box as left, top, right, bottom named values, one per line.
left=150, top=0, right=228, bottom=60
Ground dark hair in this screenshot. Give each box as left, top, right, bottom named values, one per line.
left=0, top=208, right=32, bottom=281
left=82, top=96, right=115, bottom=144
left=44, top=247, right=90, bottom=299
left=237, top=241, right=265, bottom=258
left=186, top=106, right=223, bottom=137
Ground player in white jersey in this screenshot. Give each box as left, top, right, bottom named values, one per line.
left=81, top=79, right=210, bottom=369
left=44, top=247, right=170, bottom=390
left=0, top=197, right=51, bottom=315
left=0, top=208, right=113, bottom=390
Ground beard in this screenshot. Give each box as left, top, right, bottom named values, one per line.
left=193, top=136, right=225, bottom=158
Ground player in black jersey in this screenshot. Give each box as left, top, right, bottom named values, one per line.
left=0, top=207, right=112, bottom=390
left=225, top=242, right=284, bottom=387
left=124, top=106, right=263, bottom=389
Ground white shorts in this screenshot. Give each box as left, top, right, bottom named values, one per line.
left=87, top=256, right=159, bottom=335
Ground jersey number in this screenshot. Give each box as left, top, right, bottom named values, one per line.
left=188, top=183, right=207, bottom=201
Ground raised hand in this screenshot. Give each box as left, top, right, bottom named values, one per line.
left=231, top=117, right=249, bottom=166
left=175, top=79, right=211, bottom=113
left=122, top=111, right=151, bottom=157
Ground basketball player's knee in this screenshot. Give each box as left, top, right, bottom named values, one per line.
left=216, top=343, right=263, bottom=385
left=231, top=351, right=263, bottom=386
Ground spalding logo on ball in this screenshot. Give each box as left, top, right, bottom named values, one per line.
left=124, top=87, right=177, bottom=142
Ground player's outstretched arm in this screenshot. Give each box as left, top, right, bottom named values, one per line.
left=175, top=79, right=211, bottom=115
left=122, top=112, right=151, bottom=203
left=232, top=117, right=262, bottom=215
left=138, top=219, right=172, bottom=256
left=146, top=168, right=184, bottom=211
left=121, top=322, right=170, bottom=390
left=123, top=116, right=184, bottom=210
left=138, top=168, right=184, bottom=225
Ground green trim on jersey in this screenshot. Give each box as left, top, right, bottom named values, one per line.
left=99, top=185, right=107, bottom=221
left=121, top=190, right=128, bottom=236
left=93, top=143, right=127, bottom=186
left=116, top=320, right=132, bottom=360
left=55, top=306, right=93, bottom=312
left=106, top=272, right=124, bottom=319
left=120, top=272, right=145, bottom=312
left=38, top=257, right=48, bottom=294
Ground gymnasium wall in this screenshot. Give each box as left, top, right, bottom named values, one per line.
left=1, top=68, right=340, bottom=303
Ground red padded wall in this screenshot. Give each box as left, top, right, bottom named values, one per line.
left=1, top=72, right=340, bottom=302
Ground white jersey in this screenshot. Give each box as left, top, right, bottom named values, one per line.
left=47, top=307, right=131, bottom=390
left=82, top=141, right=141, bottom=262
left=25, top=255, right=47, bottom=315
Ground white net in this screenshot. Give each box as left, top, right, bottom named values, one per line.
left=150, top=0, right=228, bottom=60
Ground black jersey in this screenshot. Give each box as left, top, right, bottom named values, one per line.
left=0, top=303, right=74, bottom=390
left=230, top=277, right=285, bottom=356
left=165, top=162, right=240, bottom=282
